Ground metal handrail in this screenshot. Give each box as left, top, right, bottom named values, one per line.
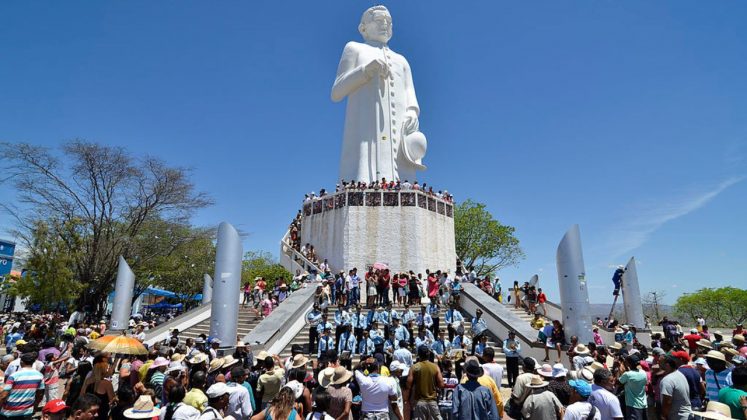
left=280, top=230, right=323, bottom=274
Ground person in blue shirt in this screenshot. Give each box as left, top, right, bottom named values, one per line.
left=338, top=325, right=357, bottom=360
left=401, top=304, right=416, bottom=325
left=416, top=306, right=433, bottom=330
left=392, top=318, right=410, bottom=344
left=453, top=331, right=471, bottom=351
left=414, top=326, right=434, bottom=350
left=351, top=305, right=368, bottom=343
left=445, top=303, right=464, bottom=341
left=333, top=306, right=350, bottom=344
left=427, top=301, right=440, bottom=336
left=431, top=329, right=451, bottom=359
left=306, top=304, right=322, bottom=355
left=318, top=326, right=335, bottom=358
left=470, top=309, right=488, bottom=355
left=474, top=335, right=488, bottom=358
left=503, top=330, right=521, bottom=387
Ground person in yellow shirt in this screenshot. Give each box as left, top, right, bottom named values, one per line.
left=459, top=356, right=504, bottom=417
left=530, top=313, right=546, bottom=330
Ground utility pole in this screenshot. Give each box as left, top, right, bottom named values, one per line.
left=652, top=291, right=661, bottom=321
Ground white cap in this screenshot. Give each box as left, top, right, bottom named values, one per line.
left=206, top=382, right=231, bottom=398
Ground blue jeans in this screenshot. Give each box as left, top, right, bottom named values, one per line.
left=351, top=287, right=360, bottom=305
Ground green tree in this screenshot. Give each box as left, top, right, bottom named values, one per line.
left=131, top=220, right=215, bottom=304
left=0, top=140, right=211, bottom=315
left=242, top=251, right=291, bottom=290
left=9, top=220, right=84, bottom=310
left=454, top=199, right=524, bottom=277
left=674, top=287, right=747, bottom=327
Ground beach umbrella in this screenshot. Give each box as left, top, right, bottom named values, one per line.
left=100, top=335, right=148, bottom=355
left=88, top=335, right=118, bottom=351
left=373, top=262, right=388, bottom=270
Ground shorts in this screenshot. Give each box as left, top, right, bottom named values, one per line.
left=413, top=400, right=441, bottom=420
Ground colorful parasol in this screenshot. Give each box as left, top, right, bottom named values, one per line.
left=373, top=262, right=388, bottom=270
left=88, top=335, right=118, bottom=351
left=99, top=335, right=148, bottom=355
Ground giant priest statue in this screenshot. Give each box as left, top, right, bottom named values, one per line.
left=332, top=5, right=427, bottom=184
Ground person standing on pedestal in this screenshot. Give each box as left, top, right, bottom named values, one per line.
left=332, top=5, right=427, bottom=184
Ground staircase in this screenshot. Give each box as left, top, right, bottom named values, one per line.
left=279, top=302, right=510, bottom=386
left=176, top=305, right=263, bottom=342
left=280, top=229, right=324, bottom=275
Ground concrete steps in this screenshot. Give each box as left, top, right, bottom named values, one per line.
left=178, top=307, right=263, bottom=342
left=278, top=303, right=510, bottom=386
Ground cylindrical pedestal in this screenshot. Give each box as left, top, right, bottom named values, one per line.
left=110, top=256, right=135, bottom=331
left=556, top=225, right=593, bottom=344
left=210, top=222, right=242, bottom=349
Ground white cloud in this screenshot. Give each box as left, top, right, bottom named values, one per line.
left=605, top=176, right=744, bottom=258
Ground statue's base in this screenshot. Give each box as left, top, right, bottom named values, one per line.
left=298, top=190, right=456, bottom=275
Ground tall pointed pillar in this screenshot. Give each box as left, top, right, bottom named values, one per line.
left=110, top=256, right=136, bottom=331
left=210, top=222, right=242, bottom=349
left=202, top=274, right=213, bottom=305
left=556, top=225, right=593, bottom=343
left=622, top=257, right=645, bottom=329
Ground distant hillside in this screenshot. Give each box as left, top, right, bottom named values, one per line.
left=587, top=303, right=673, bottom=322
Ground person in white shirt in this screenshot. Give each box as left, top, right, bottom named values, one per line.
left=225, top=367, right=253, bottom=420
left=353, top=360, right=403, bottom=420
left=563, top=379, right=600, bottom=420
left=480, top=347, right=504, bottom=389
left=588, top=368, right=623, bottom=420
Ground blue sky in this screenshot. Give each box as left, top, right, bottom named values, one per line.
left=1, top=1, right=745, bottom=304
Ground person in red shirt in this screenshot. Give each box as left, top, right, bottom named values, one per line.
left=256, top=277, right=266, bottom=292
left=537, top=288, right=548, bottom=316
left=682, top=328, right=702, bottom=355
left=427, top=273, right=439, bottom=299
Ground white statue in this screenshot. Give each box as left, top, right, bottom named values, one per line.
left=332, top=6, right=427, bottom=185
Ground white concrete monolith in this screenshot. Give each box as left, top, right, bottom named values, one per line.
left=202, top=274, right=213, bottom=305
left=110, top=256, right=135, bottom=331
left=622, top=257, right=645, bottom=329
left=210, top=222, right=242, bottom=348
left=556, top=225, right=593, bottom=343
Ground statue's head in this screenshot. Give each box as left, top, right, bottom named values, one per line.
left=359, top=5, right=392, bottom=44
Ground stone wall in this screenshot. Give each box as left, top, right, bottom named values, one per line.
left=300, top=191, right=456, bottom=275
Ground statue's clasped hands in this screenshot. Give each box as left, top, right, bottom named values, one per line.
left=364, top=59, right=390, bottom=80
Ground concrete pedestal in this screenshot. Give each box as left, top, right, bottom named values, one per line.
left=300, top=190, right=456, bottom=275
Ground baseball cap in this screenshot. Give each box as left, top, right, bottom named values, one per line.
left=670, top=350, right=690, bottom=363
left=568, top=379, right=592, bottom=398
left=43, top=400, right=67, bottom=414
left=206, top=382, right=231, bottom=398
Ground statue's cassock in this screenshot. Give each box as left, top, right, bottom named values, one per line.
left=332, top=38, right=423, bottom=184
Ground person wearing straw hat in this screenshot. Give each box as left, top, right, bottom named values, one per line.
left=451, top=359, right=500, bottom=420
left=324, top=367, right=353, bottom=420
left=123, top=395, right=162, bottom=419
left=695, top=400, right=737, bottom=419
left=520, top=374, right=563, bottom=419
left=706, top=350, right=734, bottom=403
left=572, top=344, right=594, bottom=371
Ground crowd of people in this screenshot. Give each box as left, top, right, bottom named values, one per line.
left=302, top=179, right=454, bottom=204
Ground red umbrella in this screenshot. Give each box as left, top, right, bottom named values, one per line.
left=373, top=262, right=388, bottom=270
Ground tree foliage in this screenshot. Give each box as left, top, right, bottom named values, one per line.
left=674, top=287, right=747, bottom=327
left=8, top=220, right=84, bottom=310
left=454, top=199, right=524, bottom=277
left=131, top=219, right=215, bottom=303
left=242, top=251, right=291, bottom=290
left=0, top=140, right=211, bottom=314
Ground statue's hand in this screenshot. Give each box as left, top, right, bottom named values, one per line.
left=403, top=110, right=419, bottom=134
left=364, top=59, right=389, bottom=80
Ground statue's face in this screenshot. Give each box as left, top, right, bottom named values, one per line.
left=361, top=10, right=392, bottom=43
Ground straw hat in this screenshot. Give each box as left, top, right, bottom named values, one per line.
left=188, top=353, right=209, bottom=365
left=527, top=374, right=549, bottom=388
left=124, top=395, right=162, bottom=419
left=222, top=355, right=239, bottom=369
left=574, top=344, right=590, bottom=356
left=577, top=368, right=594, bottom=382
left=734, top=334, right=745, bottom=343
left=171, top=353, right=185, bottom=363
left=705, top=350, right=726, bottom=362
left=208, top=357, right=225, bottom=373
left=291, top=354, right=309, bottom=369
left=722, top=347, right=739, bottom=357
left=254, top=350, right=271, bottom=366
left=696, top=339, right=713, bottom=349
left=696, top=400, right=733, bottom=419
left=165, top=361, right=186, bottom=375
left=584, top=361, right=605, bottom=374
left=537, top=364, right=554, bottom=378
left=332, top=366, right=353, bottom=385
left=609, top=342, right=623, bottom=351
left=317, top=367, right=335, bottom=388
